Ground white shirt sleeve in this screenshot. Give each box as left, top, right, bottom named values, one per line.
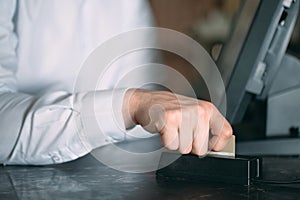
left=0, top=1, right=129, bottom=165
left=1, top=89, right=128, bottom=165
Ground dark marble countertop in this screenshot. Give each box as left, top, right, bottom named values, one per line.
left=1, top=153, right=300, bottom=199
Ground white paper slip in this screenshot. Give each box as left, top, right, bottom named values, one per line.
left=206, top=135, right=236, bottom=159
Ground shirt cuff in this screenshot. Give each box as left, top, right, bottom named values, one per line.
left=75, top=88, right=129, bottom=150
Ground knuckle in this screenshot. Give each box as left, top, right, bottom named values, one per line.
left=197, top=101, right=214, bottom=118
left=203, top=101, right=214, bottom=111
left=196, top=105, right=206, bottom=117
left=165, top=110, right=181, bottom=124
left=222, top=125, right=233, bottom=139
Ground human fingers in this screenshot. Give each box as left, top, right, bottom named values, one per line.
left=207, top=103, right=233, bottom=151
left=178, top=111, right=194, bottom=154
left=191, top=109, right=209, bottom=156
left=160, top=124, right=179, bottom=151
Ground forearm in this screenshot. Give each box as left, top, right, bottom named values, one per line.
left=0, top=89, right=128, bottom=165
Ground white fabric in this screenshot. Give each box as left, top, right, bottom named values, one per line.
left=0, top=0, right=155, bottom=165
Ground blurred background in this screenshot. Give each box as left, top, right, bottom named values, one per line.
left=149, top=0, right=300, bottom=141
left=149, top=0, right=300, bottom=59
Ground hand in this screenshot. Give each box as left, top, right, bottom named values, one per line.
left=122, top=89, right=232, bottom=156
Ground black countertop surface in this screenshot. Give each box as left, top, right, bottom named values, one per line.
left=1, top=150, right=300, bottom=199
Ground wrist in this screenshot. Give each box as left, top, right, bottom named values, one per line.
left=122, top=89, right=142, bottom=129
